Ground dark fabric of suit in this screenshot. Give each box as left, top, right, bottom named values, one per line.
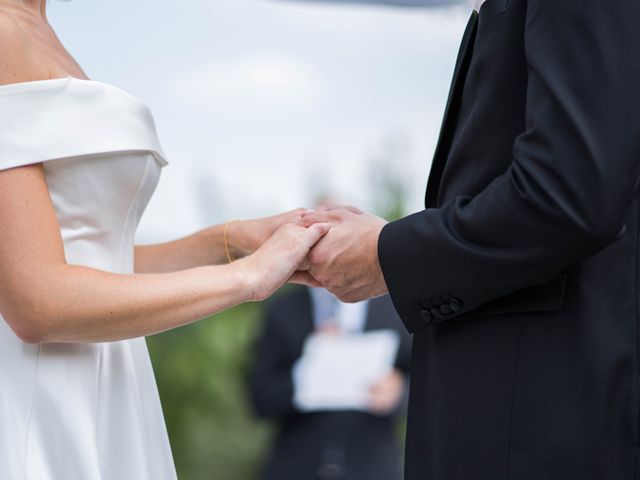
left=249, top=287, right=411, bottom=480
left=377, top=0, right=640, bottom=479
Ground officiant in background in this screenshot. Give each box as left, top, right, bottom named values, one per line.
left=249, top=284, right=411, bottom=480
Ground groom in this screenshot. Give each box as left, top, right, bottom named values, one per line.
left=301, top=0, right=640, bottom=478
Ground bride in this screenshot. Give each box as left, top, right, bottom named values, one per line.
left=0, top=1, right=331, bottom=479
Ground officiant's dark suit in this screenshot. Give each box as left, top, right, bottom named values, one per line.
left=249, top=287, right=411, bottom=480
left=377, top=0, right=640, bottom=478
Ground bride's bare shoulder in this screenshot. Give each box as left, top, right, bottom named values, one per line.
left=0, top=10, right=44, bottom=86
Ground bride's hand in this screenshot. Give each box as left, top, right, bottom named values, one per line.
left=227, top=209, right=309, bottom=259
left=240, top=222, right=332, bottom=302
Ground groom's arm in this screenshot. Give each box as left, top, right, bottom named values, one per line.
left=302, top=0, right=640, bottom=330
left=378, top=0, right=640, bottom=331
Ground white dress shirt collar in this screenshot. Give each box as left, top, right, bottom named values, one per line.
left=309, top=287, right=369, bottom=334
left=468, top=0, right=486, bottom=12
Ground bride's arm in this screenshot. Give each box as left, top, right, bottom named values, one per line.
left=134, top=210, right=307, bottom=273
left=0, top=165, right=329, bottom=344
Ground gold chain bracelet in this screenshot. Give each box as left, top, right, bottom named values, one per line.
left=223, top=220, right=238, bottom=264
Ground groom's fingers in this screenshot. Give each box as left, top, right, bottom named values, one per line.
left=300, top=212, right=334, bottom=228
left=298, top=258, right=310, bottom=271
left=289, top=271, right=323, bottom=288
left=327, top=284, right=368, bottom=304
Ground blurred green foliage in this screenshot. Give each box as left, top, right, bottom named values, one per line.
left=368, top=132, right=413, bottom=222
left=147, top=303, right=274, bottom=480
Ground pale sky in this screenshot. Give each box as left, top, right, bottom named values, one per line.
left=48, top=0, right=470, bottom=242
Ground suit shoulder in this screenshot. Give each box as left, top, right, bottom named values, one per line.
left=262, top=286, right=311, bottom=330
left=266, top=285, right=309, bottom=310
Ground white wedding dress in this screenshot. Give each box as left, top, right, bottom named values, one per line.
left=0, top=77, right=177, bottom=480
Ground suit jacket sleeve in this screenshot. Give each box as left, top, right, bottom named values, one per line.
left=394, top=318, right=412, bottom=374
left=249, top=302, right=297, bottom=418
left=379, top=0, right=640, bottom=332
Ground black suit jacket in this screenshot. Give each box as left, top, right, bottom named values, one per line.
left=378, top=1, right=640, bottom=479
left=249, top=287, right=411, bottom=480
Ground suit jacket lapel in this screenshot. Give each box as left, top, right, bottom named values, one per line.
left=425, top=12, right=479, bottom=208
left=299, top=287, right=315, bottom=337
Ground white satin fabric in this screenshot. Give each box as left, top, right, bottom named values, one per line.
left=0, top=78, right=177, bottom=480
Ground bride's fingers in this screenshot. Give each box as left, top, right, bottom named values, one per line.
left=298, top=258, right=311, bottom=271
left=289, top=271, right=323, bottom=288
left=283, top=208, right=312, bottom=223
left=298, top=223, right=332, bottom=249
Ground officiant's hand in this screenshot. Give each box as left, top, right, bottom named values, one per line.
left=300, top=208, right=389, bottom=303
left=227, top=209, right=310, bottom=259
left=367, top=369, right=405, bottom=416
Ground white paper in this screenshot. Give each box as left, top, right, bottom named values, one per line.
left=293, top=329, right=400, bottom=412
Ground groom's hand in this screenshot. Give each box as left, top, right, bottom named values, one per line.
left=301, top=208, right=389, bottom=303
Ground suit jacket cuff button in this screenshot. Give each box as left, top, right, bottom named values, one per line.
left=420, top=310, right=433, bottom=323
left=450, top=298, right=463, bottom=312
left=440, top=304, right=453, bottom=316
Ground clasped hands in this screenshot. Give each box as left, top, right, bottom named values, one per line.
left=231, top=206, right=389, bottom=303
left=295, top=206, right=390, bottom=303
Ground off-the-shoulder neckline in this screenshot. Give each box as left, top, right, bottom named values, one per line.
left=0, top=76, right=81, bottom=89
left=0, top=76, right=168, bottom=167
left=0, top=76, right=138, bottom=101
